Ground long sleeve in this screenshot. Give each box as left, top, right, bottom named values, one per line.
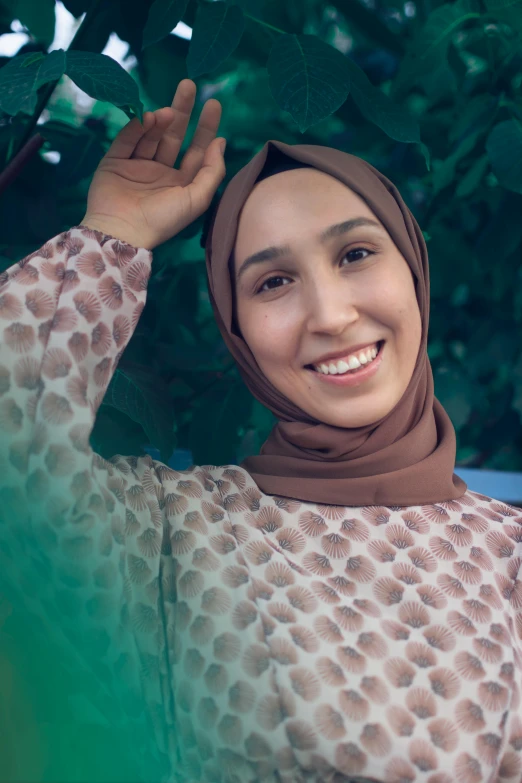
left=0, top=226, right=169, bottom=782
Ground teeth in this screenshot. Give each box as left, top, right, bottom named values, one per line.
left=314, top=343, right=379, bottom=375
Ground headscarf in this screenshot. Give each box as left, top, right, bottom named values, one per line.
left=204, top=140, right=467, bottom=506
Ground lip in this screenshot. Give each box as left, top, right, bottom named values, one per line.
left=306, top=340, right=385, bottom=387
left=306, top=340, right=382, bottom=368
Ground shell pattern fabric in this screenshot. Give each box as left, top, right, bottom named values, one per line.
left=0, top=226, right=521, bottom=783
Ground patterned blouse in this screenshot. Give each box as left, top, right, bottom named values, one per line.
left=0, top=225, right=521, bottom=783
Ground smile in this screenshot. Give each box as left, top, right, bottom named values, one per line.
left=306, top=341, right=385, bottom=387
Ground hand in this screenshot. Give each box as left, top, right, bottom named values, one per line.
left=81, top=79, right=226, bottom=250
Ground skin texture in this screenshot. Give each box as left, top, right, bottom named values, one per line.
left=233, top=167, right=423, bottom=429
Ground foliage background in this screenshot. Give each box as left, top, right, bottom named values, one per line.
left=0, top=1, right=522, bottom=780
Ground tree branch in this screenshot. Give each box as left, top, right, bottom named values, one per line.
left=0, top=133, right=44, bottom=197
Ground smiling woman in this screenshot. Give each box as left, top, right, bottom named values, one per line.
left=1, top=89, right=521, bottom=783
left=205, top=140, right=462, bottom=508
left=232, top=163, right=422, bottom=431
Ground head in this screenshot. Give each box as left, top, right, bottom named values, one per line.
left=231, top=164, right=422, bottom=429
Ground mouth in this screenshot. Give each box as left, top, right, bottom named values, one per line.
left=305, top=340, right=385, bottom=374
left=304, top=340, right=385, bottom=387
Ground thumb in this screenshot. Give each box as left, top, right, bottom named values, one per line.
left=187, top=137, right=227, bottom=213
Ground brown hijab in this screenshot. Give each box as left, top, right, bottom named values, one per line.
left=204, top=140, right=467, bottom=506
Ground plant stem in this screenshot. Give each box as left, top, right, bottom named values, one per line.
left=0, top=133, right=44, bottom=197
left=9, top=0, right=107, bottom=162
left=243, top=13, right=286, bottom=35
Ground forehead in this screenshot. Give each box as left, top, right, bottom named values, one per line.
left=236, top=167, right=378, bottom=233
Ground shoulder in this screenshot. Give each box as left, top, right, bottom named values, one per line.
left=456, top=489, right=522, bottom=576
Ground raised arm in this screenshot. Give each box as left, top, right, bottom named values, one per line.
left=0, top=79, right=226, bottom=781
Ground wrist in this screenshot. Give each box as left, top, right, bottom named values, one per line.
left=80, top=214, right=148, bottom=250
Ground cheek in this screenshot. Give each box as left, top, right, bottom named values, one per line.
left=239, top=303, right=300, bottom=360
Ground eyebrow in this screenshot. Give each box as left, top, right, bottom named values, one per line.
left=235, top=217, right=384, bottom=281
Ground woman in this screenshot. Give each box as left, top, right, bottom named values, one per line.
left=0, top=78, right=521, bottom=783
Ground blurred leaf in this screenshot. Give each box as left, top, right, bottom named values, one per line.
left=65, top=51, right=143, bottom=120
left=189, top=379, right=253, bottom=465
left=390, top=0, right=482, bottom=99
left=227, top=0, right=265, bottom=13
left=475, top=192, right=522, bottom=264
left=138, top=33, right=188, bottom=107
left=514, top=355, right=522, bottom=421
left=100, top=363, right=176, bottom=461
left=267, top=34, right=350, bottom=132
left=485, top=119, right=522, bottom=193
left=0, top=50, right=66, bottom=115
left=329, top=0, right=405, bottom=56
left=13, top=0, right=56, bottom=47
left=0, top=255, right=12, bottom=272
left=484, top=0, right=522, bottom=36
left=158, top=323, right=222, bottom=370
left=421, top=58, right=458, bottom=101
left=187, top=1, right=245, bottom=78
left=59, top=0, right=89, bottom=16
left=40, top=119, right=105, bottom=185
left=434, top=366, right=473, bottom=431
left=448, top=94, right=498, bottom=144
left=455, top=153, right=489, bottom=197
left=432, top=129, right=481, bottom=195
left=142, top=0, right=189, bottom=50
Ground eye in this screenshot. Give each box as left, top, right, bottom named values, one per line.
left=342, top=247, right=373, bottom=264
left=255, top=247, right=374, bottom=295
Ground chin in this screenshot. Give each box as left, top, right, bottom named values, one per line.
left=311, top=401, right=395, bottom=429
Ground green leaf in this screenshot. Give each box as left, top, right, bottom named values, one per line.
left=342, top=56, right=420, bottom=144
left=187, top=1, right=245, bottom=78
left=485, top=119, right=522, bottom=193
left=65, top=52, right=143, bottom=121
left=100, top=363, right=176, bottom=462
left=142, top=0, right=190, bottom=50
left=21, top=52, right=46, bottom=67
left=267, top=34, right=350, bottom=133
left=14, top=0, right=56, bottom=47
left=35, top=49, right=67, bottom=90
left=0, top=51, right=66, bottom=115
left=187, top=0, right=245, bottom=79
left=138, top=33, right=188, bottom=107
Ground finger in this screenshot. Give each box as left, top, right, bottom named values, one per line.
left=185, top=136, right=226, bottom=216
left=178, top=98, right=222, bottom=181
left=154, top=79, right=198, bottom=167
left=104, top=112, right=155, bottom=160
left=132, top=107, right=176, bottom=160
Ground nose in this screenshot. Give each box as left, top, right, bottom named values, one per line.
left=304, top=274, right=360, bottom=335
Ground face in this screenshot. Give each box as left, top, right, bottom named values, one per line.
left=233, top=167, right=423, bottom=429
